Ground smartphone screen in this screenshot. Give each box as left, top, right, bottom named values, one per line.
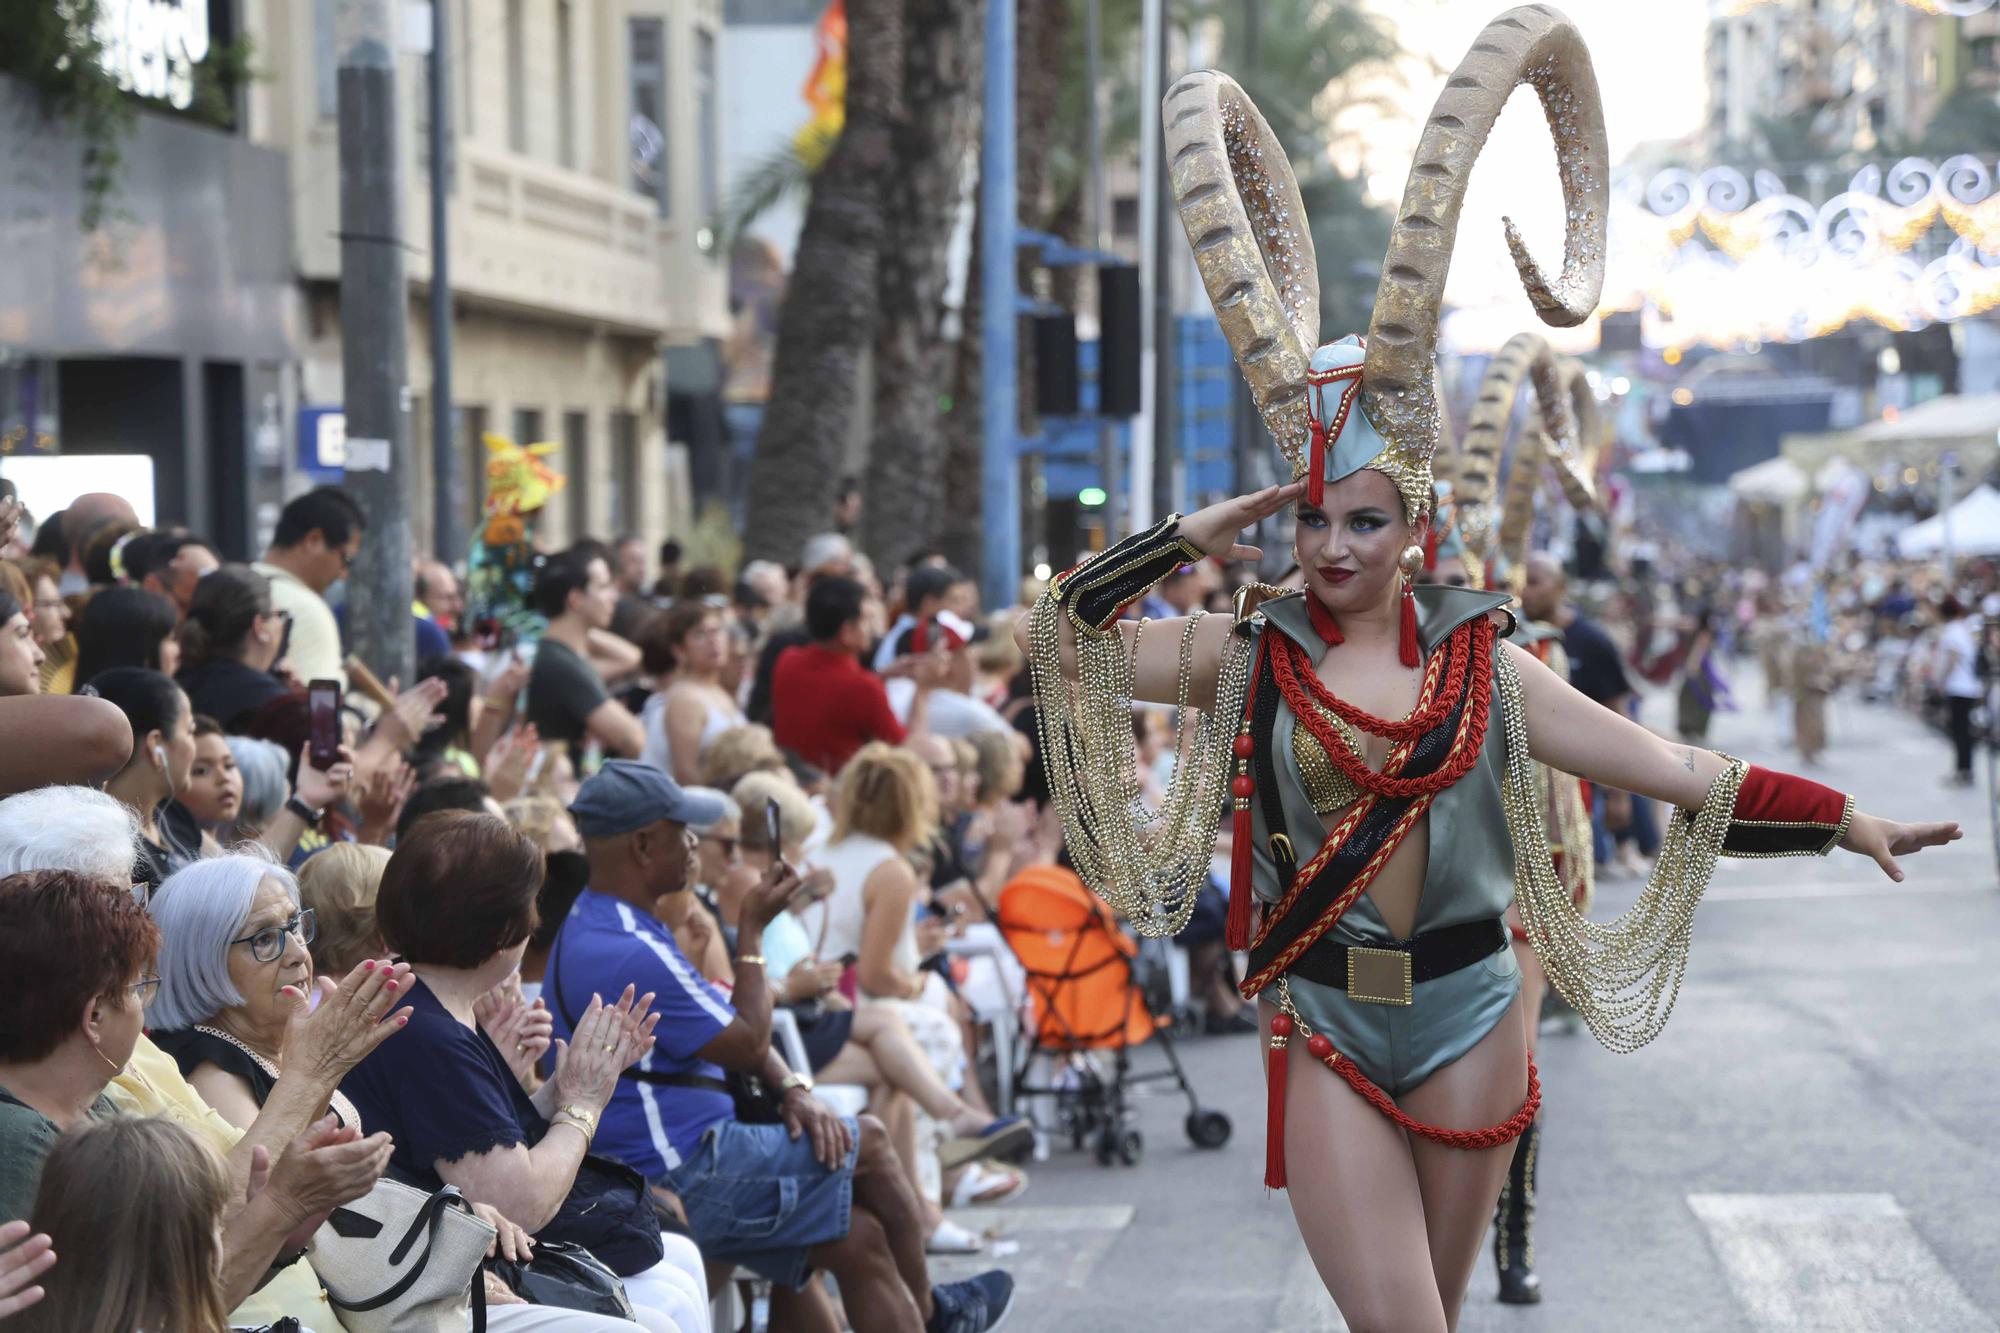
left=765, top=797, right=783, bottom=857
left=307, top=679, right=342, bottom=769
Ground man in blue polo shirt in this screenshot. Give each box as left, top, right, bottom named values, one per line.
left=549, top=761, right=1013, bottom=1333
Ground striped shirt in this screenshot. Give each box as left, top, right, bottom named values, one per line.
left=546, top=888, right=735, bottom=1176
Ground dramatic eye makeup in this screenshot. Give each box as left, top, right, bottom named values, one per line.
left=1294, top=505, right=1330, bottom=529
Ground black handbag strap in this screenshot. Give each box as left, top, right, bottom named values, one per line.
left=328, top=1185, right=483, bottom=1324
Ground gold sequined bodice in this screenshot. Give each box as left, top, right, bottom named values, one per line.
left=1289, top=698, right=1368, bottom=814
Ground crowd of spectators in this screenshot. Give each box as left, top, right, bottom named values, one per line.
left=3, top=481, right=1226, bottom=1331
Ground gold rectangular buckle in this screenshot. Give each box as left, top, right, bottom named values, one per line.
left=1346, top=946, right=1414, bottom=1006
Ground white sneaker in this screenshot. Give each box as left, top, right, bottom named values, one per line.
left=927, top=1218, right=988, bottom=1255
left=949, top=1161, right=1030, bottom=1208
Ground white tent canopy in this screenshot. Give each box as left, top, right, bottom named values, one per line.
left=1728, top=455, right=1809, bottom=504
left=1896, top=484, right=2000, bottom=558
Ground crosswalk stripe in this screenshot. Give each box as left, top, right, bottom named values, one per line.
left=1689, top=1193, right=1995, bottom=1332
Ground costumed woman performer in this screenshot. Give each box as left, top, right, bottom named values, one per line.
left=1017, top=8, right=1960, bottom=1329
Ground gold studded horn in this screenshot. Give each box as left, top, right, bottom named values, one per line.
left=1363, top=5, right=1608, bottom=468
left=1164, top=72, right=1320, bottom=473
left=1456, top=331, right=1601, bottom=578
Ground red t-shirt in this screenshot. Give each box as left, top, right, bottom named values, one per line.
left=770, top=642, right=906, bottom=774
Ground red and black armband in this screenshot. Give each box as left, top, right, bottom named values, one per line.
left=1046, top=513, right=1204, bottom=635
left=1723, top=765, right=1855, bottom=858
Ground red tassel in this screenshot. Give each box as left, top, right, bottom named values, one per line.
left=1399, top=581, right=1421, bottom=667
left=1226, top=804, right=1255, bottom=951
left=1265, top=1014, right=1292, bottom=1189
left=1306, top=417, right=1326, bottom=508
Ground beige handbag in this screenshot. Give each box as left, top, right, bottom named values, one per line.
left=309, top=1181, right=495, bottom=1333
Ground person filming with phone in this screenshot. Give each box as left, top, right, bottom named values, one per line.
left=546, top=760, right=1015, bottom=1333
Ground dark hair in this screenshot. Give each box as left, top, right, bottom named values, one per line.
left=122, top=529, right=213, bottom=586
left=28, top=509, right=65, bottom=563
left=72, top=587, right=181, bottom=685
left=87, top=667, right=187, bottom=751
left=904, top=564, right=965, bottom=613
left=179, top=564, right=272, bottom=671
left=82, top=521, right=140, bottom=587
left=657, top=539, right=683, bottom=567
left=191, top=714, right=226, bottom=739
left=378, top=811, right=542, bottom=968
left=733, top=574, right=772, bottom=613
left=640, top=602, right=721, bottom=675
left=837, top=477, right=861, bottom=501
left=395, top=773, right=493, bottom=842
left=532, top=547, right=600, bottom=620
left=805, top=575, right=869, bottom=642
left=0, top=869, right=161, bottom=1063
left=0, top=589, right=20, bottom=626
left=415, top=656, right=475, bottom=757
left=1942, top=595, right=1968, bottom=620
left=680, top=566, right=728, bottom=600
left=272, top=486, right=367, bottom=551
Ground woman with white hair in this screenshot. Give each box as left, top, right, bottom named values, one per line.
left=0, top=785, right=139, bottom=886
left=146, top=851, right=652, bottom=1330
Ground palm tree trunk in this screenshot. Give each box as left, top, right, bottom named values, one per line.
left=742, top=0, right=905, bottom=563
left=861, top=0, right=985, bottom=573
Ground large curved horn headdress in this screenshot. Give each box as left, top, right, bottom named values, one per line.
left=1169, top=4, right=1607, bottom=522
left=1446, top=331, right=1602, bottom=584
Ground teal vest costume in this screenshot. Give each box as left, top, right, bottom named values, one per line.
left=1246, top=585, right=1521, bottom=1094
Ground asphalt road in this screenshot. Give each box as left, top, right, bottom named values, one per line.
left=930, top=672, right=2000, bottom=1332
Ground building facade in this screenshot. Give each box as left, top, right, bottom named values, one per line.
left=261, top=0, right=729, bottom=555
left=1704, top=0, right=1953, bottom=163
left=1, top=0, right=728, bottom=563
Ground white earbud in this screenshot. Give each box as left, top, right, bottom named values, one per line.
left=153, top=745, right=167, bottom=769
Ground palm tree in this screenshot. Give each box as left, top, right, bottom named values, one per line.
left=862, top=0, right=985, bottom=571
left=742, top=0, right=905, bottom=562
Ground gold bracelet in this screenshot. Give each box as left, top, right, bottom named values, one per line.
left=549, top=1115, right=594, bottom=1144
left=734, top=954, right=766, bottom=967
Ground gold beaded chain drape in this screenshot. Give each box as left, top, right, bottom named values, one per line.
left=1028, top=597, right=1254, bottom=937
left=1494, top=648, right=1747, bottom=1054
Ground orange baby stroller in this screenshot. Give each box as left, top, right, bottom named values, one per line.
left=995, top=865, right=1232, bottom=1166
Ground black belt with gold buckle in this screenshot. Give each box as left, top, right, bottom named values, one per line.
left=1285, top=917, right=1509, bottom=1006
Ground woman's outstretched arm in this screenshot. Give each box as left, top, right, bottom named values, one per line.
left=1506, top=640, right=1959, bottom=881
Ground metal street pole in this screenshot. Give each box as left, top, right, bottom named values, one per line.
left=980, top=0, right=1021, bottom=610
left=1151, top=2, right=1177, bottom=523
left=1132, top=0, right=1160, bottom=529
left=1085, top=0, right=1120, bottom=542
left=336, top=0, right=415, bottom=687
left=429, top=0, right=462, bottom=565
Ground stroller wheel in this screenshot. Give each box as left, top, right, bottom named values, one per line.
left=1186, top=1109, right=1233, bottom=1150
left=1117, top=1128, right=1145, bottom=1166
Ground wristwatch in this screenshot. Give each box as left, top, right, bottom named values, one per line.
left=777, top=1071, right=815, bottom=1096
left=284, top=795, right=325, bottom=826
left=553, top=1102, right=599, bottom=1138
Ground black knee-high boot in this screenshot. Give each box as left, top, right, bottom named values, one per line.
left=1493, top=1121, right=1542, bottom=1304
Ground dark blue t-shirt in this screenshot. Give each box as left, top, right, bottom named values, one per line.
left=340, top=978, right=545, bottom=1189
left=546, top=889, right=734, bottom=1178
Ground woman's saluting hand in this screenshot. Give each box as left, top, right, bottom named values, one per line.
left=1177, top=482, right=1304, bottom=563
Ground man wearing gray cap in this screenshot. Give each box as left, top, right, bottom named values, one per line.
left=546, top=761, right=1014, bottom=1333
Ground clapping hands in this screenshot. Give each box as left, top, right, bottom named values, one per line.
left=551, top=985, right=660, bottom=1111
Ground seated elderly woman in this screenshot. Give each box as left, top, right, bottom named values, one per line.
left=0, top=865, right=396, bottom=1329
left=146, top=848, right=654, bottom=1331
left=341, top=811, right=707, bottom=1331
left=0, top=785, right=418, bottom=1329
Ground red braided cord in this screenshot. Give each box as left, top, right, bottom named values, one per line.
left=1247, top=639, right=1488, bottom=954
left=1242, top=791, right=1438, bottom=993
left=1271, top=616, right=1476, bottom=739
left=1274, top=620, right=1495, bottom=801
left=1325, top=1047, right=1541, bottom=1150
